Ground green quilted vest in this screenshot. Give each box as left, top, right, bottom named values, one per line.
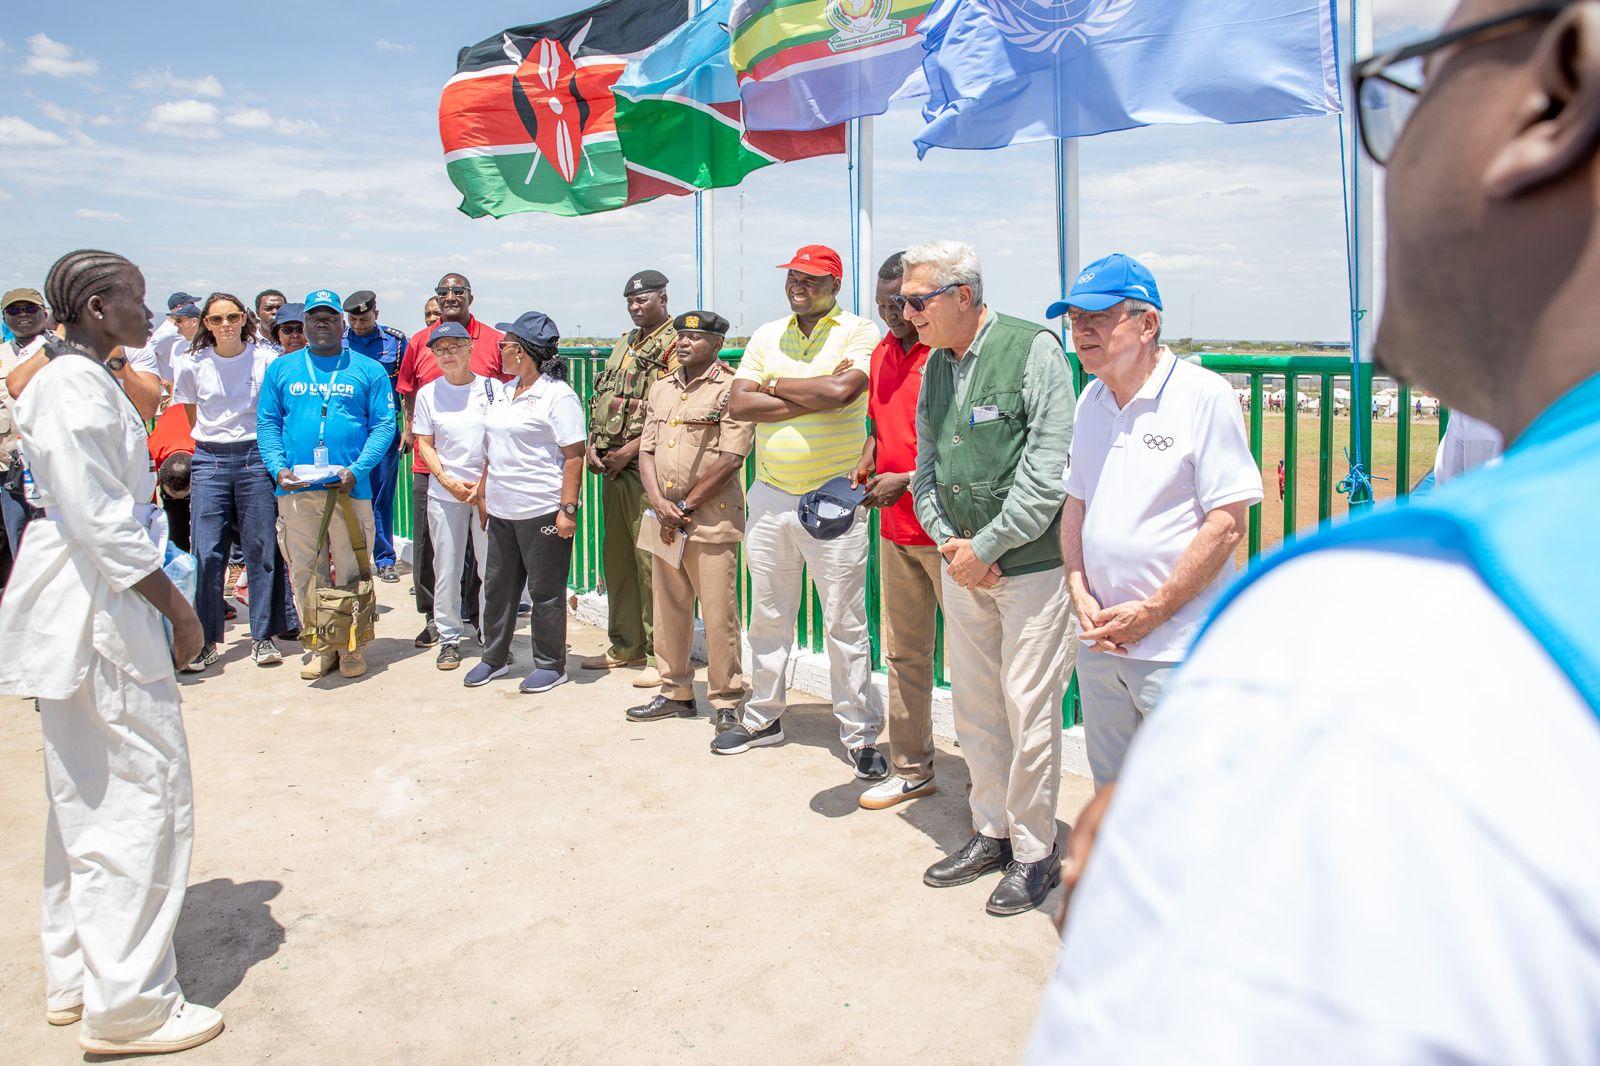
left=925, top=313, right=1064, bottom=576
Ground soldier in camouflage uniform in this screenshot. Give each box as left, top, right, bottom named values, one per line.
left=579, top=270, right=678, bottom=686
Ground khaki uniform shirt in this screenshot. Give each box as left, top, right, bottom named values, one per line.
left=587, top=320, right=678, bottom=453
left=640, top=359, right=754, bottom=545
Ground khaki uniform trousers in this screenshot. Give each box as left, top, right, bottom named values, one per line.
left=277, top=491, right=376, bottom=629
left=941, top=565, right=1075, bottom=864
left=880, top=538, right=944, bottom=782
left=653, top=540, right=745, bottom=709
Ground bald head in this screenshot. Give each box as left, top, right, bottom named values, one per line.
left=435, top=272, right=473, bottom=324
left=1377, top=0, right=1600, bottom=439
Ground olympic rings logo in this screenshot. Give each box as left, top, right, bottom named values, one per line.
left=1143, top=433, right=1174, bottom=451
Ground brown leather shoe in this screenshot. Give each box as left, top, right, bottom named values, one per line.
left=579, top=652, right=645, bottom=671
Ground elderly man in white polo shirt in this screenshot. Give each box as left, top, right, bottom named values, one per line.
left=1053, top=254, right=1261, bottom=787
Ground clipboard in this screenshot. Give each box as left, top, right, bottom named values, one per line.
left=638, top=508, right=688, bottom=568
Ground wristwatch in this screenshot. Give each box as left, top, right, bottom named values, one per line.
left=762, top=379, right=778, bottom=397
left=104, top=354, right=128, bottom=372
left=677, top=500, right=695, bottom=518
left=559, top=502, right=579, bottom=517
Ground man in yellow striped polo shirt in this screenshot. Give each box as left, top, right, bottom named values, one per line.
left=713, top=245, right=888, bottom=781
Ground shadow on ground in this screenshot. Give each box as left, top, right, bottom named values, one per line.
left=174, top=878, right=286, bottom=1009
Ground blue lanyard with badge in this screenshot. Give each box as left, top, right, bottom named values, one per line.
left=305, top=352, right=343, bottom=468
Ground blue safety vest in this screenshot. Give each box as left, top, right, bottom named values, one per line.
left=1199, top=371, right=1600, bottom=718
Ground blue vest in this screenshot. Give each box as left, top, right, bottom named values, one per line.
left=1200, top=371, right=1600, bottom=718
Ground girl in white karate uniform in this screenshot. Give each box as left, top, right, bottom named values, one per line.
left=0, top=250, right=225, bottom=1056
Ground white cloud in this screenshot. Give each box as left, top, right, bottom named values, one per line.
left=1135, top=252, right=1219, bottom=274
left=133, top=68, right=224, bottom=98
left=37, top=100, right=85, bottom=127
left=375, top=38, right=413, bottom=53
left=226, top=108, right=321, bottom=136
left=0, top=188, right=13, bottom=201
left=22, top=34, right=97, bottom=78
left=498, top=240, right=557, bottom=255
left=145, top=99, right=221, bottom=137
left=0, top=116, right=66, bottom=147
left=75, top=208, right=126, bottom=222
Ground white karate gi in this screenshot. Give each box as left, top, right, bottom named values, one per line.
left=0, top=352, right=195, bottom=1040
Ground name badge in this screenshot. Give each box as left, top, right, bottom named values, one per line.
left=970, top=405, right=1003, bottom=425
left=312, top=445, right=329, bottom=467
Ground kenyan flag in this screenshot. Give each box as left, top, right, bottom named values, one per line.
left=440, top=1, right=690, bottom=218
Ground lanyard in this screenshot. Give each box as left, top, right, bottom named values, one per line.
left=304, top=352, right=344, bottom=446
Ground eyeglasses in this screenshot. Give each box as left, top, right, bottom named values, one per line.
left=204, top=312, right=246, bottom=327
left=277, top=323, right=304, bottom=335
left=3, top=301, right=42, bottom=316
left=890, top=284, right=958, bottom=313
left=1355, top=2, right=1567, bottom=166
left=435, top=285, right=470, bottom=297
left=1065, top=306, right=1136, bottom=330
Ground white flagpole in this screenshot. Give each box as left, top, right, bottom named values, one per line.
left=1343, top=0, right=1375, bottom=505
left=1054, top=137, right=1080, bottom=349
left=853, top=116, right=875, bottom=316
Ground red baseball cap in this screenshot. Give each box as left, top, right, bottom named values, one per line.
left=777, top=244, right=843, bottom=279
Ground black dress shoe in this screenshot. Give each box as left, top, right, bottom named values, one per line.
left=923, top=833, right=1013, bottom=888
left=627, top=695, right=696, bottom=722
left=985, top=846, right=1062, bottom=917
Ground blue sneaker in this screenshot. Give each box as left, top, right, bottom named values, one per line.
left=464, top=661, right=508, bottom=688
left=519, top=667, right=568, bottom=694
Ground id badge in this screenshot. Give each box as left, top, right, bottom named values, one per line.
left=312, top=445, right=329, bottom=467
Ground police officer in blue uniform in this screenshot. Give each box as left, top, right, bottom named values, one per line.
left=344, top=289, right=408, bottom=582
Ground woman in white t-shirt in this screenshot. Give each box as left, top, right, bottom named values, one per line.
left=462, top=311, right=585, bottom=694
left=412, top=323, right=493, bottom=669
left=171, top=292, right=298, bottom=672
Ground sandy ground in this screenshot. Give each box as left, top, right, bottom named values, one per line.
left=0, top=576, right=1093, bottom=1063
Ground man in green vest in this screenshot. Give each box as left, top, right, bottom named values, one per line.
left=906, top=240, right=1077, bottom=918
left=580, top=270, right=678, bottom=687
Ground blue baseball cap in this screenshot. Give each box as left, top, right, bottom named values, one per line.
left=303, top=289, right=343, bottom=314
left=274, top=302, right=304, bottom=326
left=170, top=302, right=201, bottom=319
left=168, top=291, right=199, bottom=310
left=1045, top=253, right=1163, bottom=318
left=797, top=475, right=867, bottom=541
left=497, top=311, right=559, bottom=349
left=428, top=321, right=471, bottom=345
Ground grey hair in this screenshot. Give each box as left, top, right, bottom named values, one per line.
left=901, top=240, right=983, bottom=306
left=1122, top=298, right=1163, bottom=343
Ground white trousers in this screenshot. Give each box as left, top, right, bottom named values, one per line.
left=743, top=480, right=883, bottom=749
left=941, top=567, right=1074, bottom=863
left=40, top=656, right=192, bottom=1040
left=427, top=494, right=488, bottom=643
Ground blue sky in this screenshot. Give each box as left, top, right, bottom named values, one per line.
left=0, top=0, right=1452, bottom=341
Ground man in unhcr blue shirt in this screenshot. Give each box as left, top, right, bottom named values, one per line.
left=257, top=289, right=396, bottom=681
left=343, top=290, right=409, bottom=582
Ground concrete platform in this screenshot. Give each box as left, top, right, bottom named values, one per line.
left=0, top=575, right=1093, bottom=1063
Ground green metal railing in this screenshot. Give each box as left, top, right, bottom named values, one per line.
left=391, top=348, right=1443, bottom=727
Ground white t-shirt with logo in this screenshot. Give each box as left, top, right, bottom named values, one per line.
left=1064, top=347, right=1262, bottom=661
left=413, top=374, right=493, bottom=503
left=483, top=375, right=585, bottom=520
left=171, top=342, right=278, bottom=443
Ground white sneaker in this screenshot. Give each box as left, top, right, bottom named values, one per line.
left=79, top=999, right=224, bottom=1055
left=46, top=1000, right=83, bottom=1026
left=859, top=774, right=938, bottom=811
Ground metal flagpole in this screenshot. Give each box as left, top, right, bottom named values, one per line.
left=691, top=0, right=716, bottom=311
left=850, top=116, right=875, bottom=315
left=1342, top=0, right=1376, bottom=509
left=1054, top=137, right=1082, bottom=386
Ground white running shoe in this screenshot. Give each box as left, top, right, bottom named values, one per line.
left=79, top=999, right=224, bottom=1055
left=859, top=774, right=938, bottom=811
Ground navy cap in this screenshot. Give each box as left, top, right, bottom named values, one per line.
left=797, top=475, right=867, bottom=541
left=428, top=321, right=471, bottom=345
left=170, top=302, right=201, bottom=319
left=673, top=310, right=729, bottom=336
left=342, top=290, right=377, bottom=315
left=1045, top=253, right=1163, bottom=319
left=168, top=291, right=199, bottom=310
left=623, top=270, right=668, bottom=297
left=273, top=302, right=304, bottom=326
left=303, top=289, right=342, bottom=314
left=496, top=311, right=559, bottom=349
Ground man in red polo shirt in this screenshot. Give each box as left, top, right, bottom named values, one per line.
left=396, top=272, right=506, bottom=647
left=852, top=252, right=941, bottom=810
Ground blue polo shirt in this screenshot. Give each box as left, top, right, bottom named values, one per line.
left=256, top=348, right=396, bottom=499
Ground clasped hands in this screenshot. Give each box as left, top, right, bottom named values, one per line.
left=939, top=538, right=1000, bottom=590
left=1072, top=590, right=1164, bottom=654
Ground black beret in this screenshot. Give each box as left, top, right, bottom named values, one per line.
left=623, top=270, right=669, bottom=297
left=672, top=310, right=729, bottom=336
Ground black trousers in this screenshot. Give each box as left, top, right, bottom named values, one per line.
left=413, top=471, right=480, bottom=626
left=482, top=513, right=572, bottom=672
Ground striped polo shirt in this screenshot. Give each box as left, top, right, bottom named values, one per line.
left=735, top=306, right=878, bottom=495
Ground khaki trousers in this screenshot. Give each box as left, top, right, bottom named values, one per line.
left=653, top=540, right=745, bottom=709
left=941, top=566, right=1074, bottom=863
left=277, top=491, right=376, bottom=629
left=880, top=538, right=944, bottom=781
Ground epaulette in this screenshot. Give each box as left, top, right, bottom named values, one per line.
left=380, top=325, right=408, bottom=344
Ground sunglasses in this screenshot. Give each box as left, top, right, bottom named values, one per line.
left=4, top=301, right=43, bottom=316
left=277, top=322, right=305, bottom=335
left=435, top=285, right=470, bottom=297
left=205, top=312, right=246, bottom=327
left=890, top=284, right=957, bottom=313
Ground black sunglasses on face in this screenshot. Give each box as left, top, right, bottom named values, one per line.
left=1355, top=1, right=1567, bottom=166
left=4, top=301, right=42, bottom=316
left=435, top=285, right=470, bottom=297
left=890, top=283, right=958, bottom=313
left=277, top=323, right=305, bottom=335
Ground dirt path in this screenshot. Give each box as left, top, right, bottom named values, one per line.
left=0, top=579, right=1092, bottom=1063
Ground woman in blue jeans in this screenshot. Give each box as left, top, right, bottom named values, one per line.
left=172, top=292, right=298, bottom=670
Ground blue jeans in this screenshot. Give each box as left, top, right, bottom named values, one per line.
left=190, top=441, right=298, bottom=644
left=369, top=439, right=400, bottom=569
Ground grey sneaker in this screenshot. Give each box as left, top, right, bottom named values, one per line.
left=250, top=639, right=283, bottom=666
left=181, top=644, right=219, bottom=674
left=518, top=667, right=568, bottom=694
left=710, top=718, right=784, bottom=755
left=463, top=661, right=508, bottom=688
left=436, top=643, right=462, bottom=670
